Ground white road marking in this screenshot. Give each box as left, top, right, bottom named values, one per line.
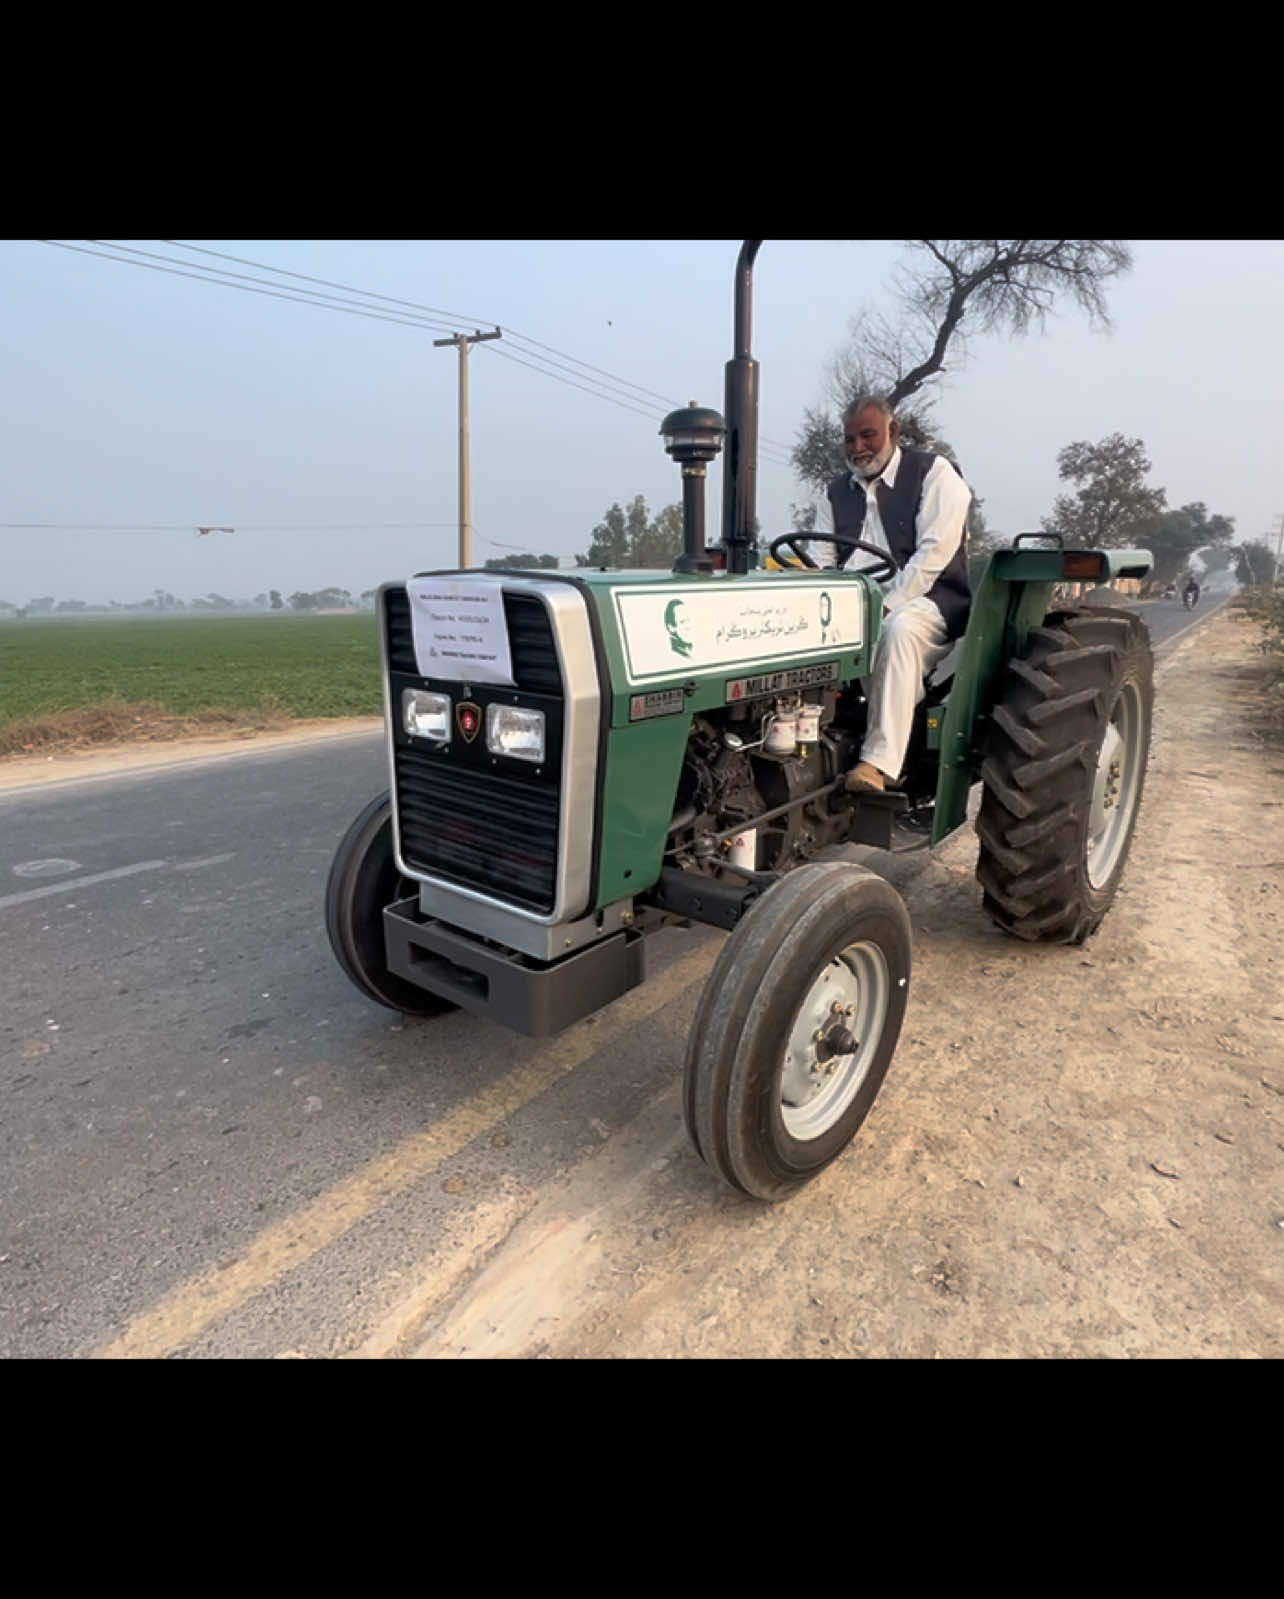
left=0, top=851, right=240, bottom=911
left=11, top=858, right=82, bottom=879
left=0, top=859, right=167, bottom=910
left=170, top=853, right=237, bottom=873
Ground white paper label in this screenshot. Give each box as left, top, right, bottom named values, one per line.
left=613, top=580, right=865, bottom=685
left=406, top=576, right=515, bottom=687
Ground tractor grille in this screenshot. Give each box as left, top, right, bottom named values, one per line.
left=383, top=582, right=564, bottom=915
left=393, top=747, right=560, bottom=912
left=383, top=584, right=562, bottom=694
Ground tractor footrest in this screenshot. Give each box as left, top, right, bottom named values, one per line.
left=648, top=866, right=774, bottom=931
left=840, top=786, right=909, bottom=850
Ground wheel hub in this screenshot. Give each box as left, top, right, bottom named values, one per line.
left=816, top=1021, right=860, bottom=1062
left=1086, top=682, right=1144, bottom=890
left=780, top=943, right=890, bottom=1141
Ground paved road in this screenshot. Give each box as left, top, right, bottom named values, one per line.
left=0, top=593, right=1227, bottom=1357
left=1095, top=590, right=1229, bottom=649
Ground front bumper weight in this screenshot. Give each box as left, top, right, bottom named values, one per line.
left=382, top=896, right=646, bottom=1037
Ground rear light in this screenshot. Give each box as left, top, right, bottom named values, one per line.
left=1062, top=552, right=1107, bottom=580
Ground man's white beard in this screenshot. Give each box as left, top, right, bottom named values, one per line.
left=849, top=439, right=895, bottom=481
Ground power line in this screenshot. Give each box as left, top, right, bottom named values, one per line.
left=481, top=343, right=666, bottom=422
left=39, top=240, right=798, bottom=471
left=480, top=342, right=794, bottom=467
left=41, top=242, right=676, bottom=426
left=92, top=241, right=461, bottom=332
left=161, top=240, right=799, bottom=457
left=164, top=241, right=717, bottom=414
left=0, top=521, right=462, bottom=532
left=42, top=242, right=464, bottom=337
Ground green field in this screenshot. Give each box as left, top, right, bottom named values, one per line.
left=0, top=613, right=384, bottom=728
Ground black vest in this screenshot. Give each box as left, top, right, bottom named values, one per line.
left=825, top=448, right=972, bottom=640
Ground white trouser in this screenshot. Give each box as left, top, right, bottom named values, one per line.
left=860, top=596, right=951, bottom=780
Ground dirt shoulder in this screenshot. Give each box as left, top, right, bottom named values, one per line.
left=403, top=607, right=1283, bottom=1358
left=0, top=715, right=381, bottom=792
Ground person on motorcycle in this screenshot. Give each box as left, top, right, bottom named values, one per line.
left=1183, top=577, right=1200, bottom=609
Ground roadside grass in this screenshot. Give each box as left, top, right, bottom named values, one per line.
left=0, top=614, right=382, bottom=755
left=1231, top=586, right=1284, bottom=733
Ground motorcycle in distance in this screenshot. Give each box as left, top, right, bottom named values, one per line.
left=1183, top=582, right=1200, bottom=611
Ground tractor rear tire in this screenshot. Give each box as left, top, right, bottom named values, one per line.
left=325, top=792, right=457, bottom=1017
left=682, top=861, right=912, bottom=1201
left=975, top=606, right=1153, bottom=944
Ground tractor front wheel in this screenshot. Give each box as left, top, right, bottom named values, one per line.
left=976, top=606, right=1153, bottom=944
left=682, top=861, right=912, bottom=1201
left=325, top=792, right=457, bottom=1017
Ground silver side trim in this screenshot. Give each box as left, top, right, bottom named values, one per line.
left=415, top=883, right=634, bottom=962
left=379, top=576, right=601, bottom=927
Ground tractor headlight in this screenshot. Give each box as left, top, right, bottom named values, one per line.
left=402, top=689, right=451, bottom=743
left=486, top=704, right=545, bottom=764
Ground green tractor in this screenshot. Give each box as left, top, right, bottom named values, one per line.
left=326, top=239, right=1154, bottom=1201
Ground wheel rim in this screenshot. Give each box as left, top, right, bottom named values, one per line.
left=1086, top=678, right=1144, bottom=890
left=780, top=941, right=890, bottom=1141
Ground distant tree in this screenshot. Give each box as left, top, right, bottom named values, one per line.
left=269, top=589, right=283, bottom=610
left=55, top=598, right=88, bottom=612
left=1200, top=545, right=1236, bottom=573
left=359, top=589, right=378, bottom=609
left=1137, top=502, right=1236, bottom=587
left=28, top=596, right=55, bottom=614
left=631, top=503, right=685, bottom=569
left=313, top=587, right=353, bottom=609
left=575, top=496, right=684, bottom=569
left=966, top=519, right=1007, bottom=590
left=576, top=498, right=640, bottom=568
left=1236, top=540, right=1278, bottom=587
left=1041, top=434, right=1167, bottom=549
left=289, top=591, right=317, bottom=611
left=483, top=552, right=560, bottom=571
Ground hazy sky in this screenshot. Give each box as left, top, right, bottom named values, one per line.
left=2, top=239, right=1281, bottom=606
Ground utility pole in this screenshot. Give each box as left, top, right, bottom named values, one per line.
left=433, top=327, right=502, bottom=568
left=1272, top=512, right=1284, bottom=588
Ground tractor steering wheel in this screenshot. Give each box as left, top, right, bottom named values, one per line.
left=767, top=532, right=898, bottom=584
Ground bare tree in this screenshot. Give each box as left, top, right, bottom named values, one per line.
left=791, top=239, right=1134, bottom=500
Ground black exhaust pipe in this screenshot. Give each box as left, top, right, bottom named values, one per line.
left=721, top=240, right=762, bottom=576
